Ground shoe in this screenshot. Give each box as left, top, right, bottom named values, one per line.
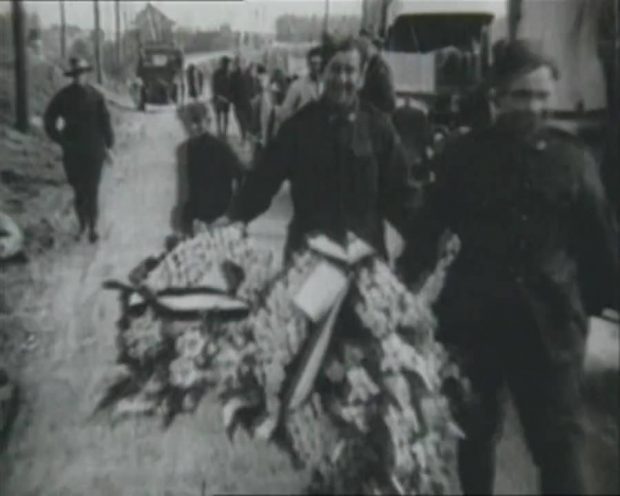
left=88, top=231, right=99, bottom=244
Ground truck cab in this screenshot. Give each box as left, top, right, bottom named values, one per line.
left=363, top=0, right=505, bottom=130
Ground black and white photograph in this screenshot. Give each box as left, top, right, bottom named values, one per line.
left=0, top=0, right=618, bottom=494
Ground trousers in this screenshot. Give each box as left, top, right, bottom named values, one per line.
left=63, top=153, right=104, bottom=232
left=447, top=299, right=587, bottom=495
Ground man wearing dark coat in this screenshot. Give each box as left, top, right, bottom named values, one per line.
left=359, top=31, right=396, bottom=115
left=44, top=57, right=114, bottom=243
left=212, top=56, right=232, bottom=138
left=186, top=63, right=200, bottom=101
left=399, top=40, right=618, bottom=495
left=229, top=55, right=255, bottom=144
left=216, top=37, right=415, bottom=262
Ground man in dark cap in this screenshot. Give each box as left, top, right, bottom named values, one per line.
left=44, top=57, right=114, bottom=243
left=215, top=36, right=415, bottom=262
left=399, top=39, right=618, bottom=494
left=359, top=29, right=396, bottom=114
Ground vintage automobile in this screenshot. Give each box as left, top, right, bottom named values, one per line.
left=135, top=43, right=184, bottom=110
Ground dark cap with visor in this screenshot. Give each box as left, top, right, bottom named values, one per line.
left=489, top=39, right=559, bottom=88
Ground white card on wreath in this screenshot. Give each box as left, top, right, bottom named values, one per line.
left=293, top=261, right=349, bottom=323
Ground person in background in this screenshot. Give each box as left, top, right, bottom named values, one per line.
left=216, top=36, right=415, bottom=262
left=230, top=54, right=255, bottom=144
left=399, top=39, right=618, bottom=495
left=359, top=29, right=396, bottom=114
left=174, top=68, right=186, bottom=107
left=212, top=56, right=232, bottom=138
left=196, top=66, right=205, bottom=98
left=186, top=63, right=199, bottom=101
left=249, top=64, right=273, bottom=159
left=44, top=57, right=114, bottom=243
left=182, top=109, right=244, bottom=234
left=270, top=67, right=289, bottom=107
left=277, top=46, right=324, bottom=126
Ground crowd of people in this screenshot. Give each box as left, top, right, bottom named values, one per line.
left=42, top=30, right=618, bottom=495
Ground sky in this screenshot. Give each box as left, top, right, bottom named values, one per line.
left=16, top=0, right=365, bottom=35
left=14, top=0, right=506, bottom=35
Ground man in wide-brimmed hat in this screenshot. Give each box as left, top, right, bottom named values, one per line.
left=399, top=39, right=618, bottom=494
left=44, top=57, right=114, bottom=243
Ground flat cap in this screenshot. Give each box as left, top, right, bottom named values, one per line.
left=490, top=39, right=559, bottom=87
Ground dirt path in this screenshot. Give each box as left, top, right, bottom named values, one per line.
left=0, top=106, right=304, bottom=496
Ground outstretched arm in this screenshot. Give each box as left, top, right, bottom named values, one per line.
left=377, top=118, right=418, bottom=237
left=43, top=92, right=63, bottom=144
left=99, top=94, right=114, bottom=149
left=572, top=151, right=618, bottom=315
left=227, top=119, right=294, bottom=223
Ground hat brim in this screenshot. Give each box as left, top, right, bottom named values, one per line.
left=64, top=66, right=93, bottom=77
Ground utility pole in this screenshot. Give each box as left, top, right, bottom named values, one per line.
left=11, top=0, right=29, bottom=133
left=323, top=0, right=330, bottom=36
left=93, top=0, right=102, bottom=83
left=122, top=9, right=128, bottom=61
left=59, top=0, right=66, bottom=59
left=115, top=0, right=121, bottom=66
left=508, top=0, right=523, bottom=42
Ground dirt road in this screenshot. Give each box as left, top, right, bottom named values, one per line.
left=0, top=105, right=304, bottom=496
left=1, top=100, right=615, bottom=495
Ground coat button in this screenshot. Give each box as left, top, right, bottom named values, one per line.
left=535, top=139, right=547, bottom=151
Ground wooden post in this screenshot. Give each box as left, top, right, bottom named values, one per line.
left=59, top=0, right=66, bottom=59
left=122, top=9, right=128, bottom=61
left=323, top=0, right=330, bottom=36
left=11, top=0, right=29, bottom=133
left=93, top=0, right=102, bottom=83
left=115, top=0, right=121, bottom=67
left=508, top=0, right=523, bottom=42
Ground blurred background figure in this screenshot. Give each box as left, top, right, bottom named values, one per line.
left=278, top=45, right=324, bottom=126
left=186, top=63, right=201, bottom=101
left=230, top=54, right=255, bottom=145
left=212, top=56, right=232, bottom=138
left=359, top=29, right=396, bottom=114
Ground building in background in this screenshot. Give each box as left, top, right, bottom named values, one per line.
left=132, top=2, right=175, bottom=45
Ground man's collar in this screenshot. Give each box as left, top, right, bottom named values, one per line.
left=325, top=98, right=359, bottom=124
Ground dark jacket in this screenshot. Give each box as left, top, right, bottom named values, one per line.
left=212, top=67, right=231, bottom=102
left=44, top=82, right=114, bottom=162
left=360, top=54, right=396, bottom=114
left=184, top=132, right=244, bottom=224
left=229, top=98, right=415, bottom=257
left=400, top=124, right=618, bottom=361
left=229, top=68, right=254, bottom=109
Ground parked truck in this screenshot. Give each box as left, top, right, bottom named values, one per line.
left=361, top=0, right=506, bottom=130
left=135, top=42, right=184, bottom=111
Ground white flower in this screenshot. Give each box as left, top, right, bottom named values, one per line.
left=169, top=357, right=204, bottom=389
left=175, top=329, right=206, bottom=359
